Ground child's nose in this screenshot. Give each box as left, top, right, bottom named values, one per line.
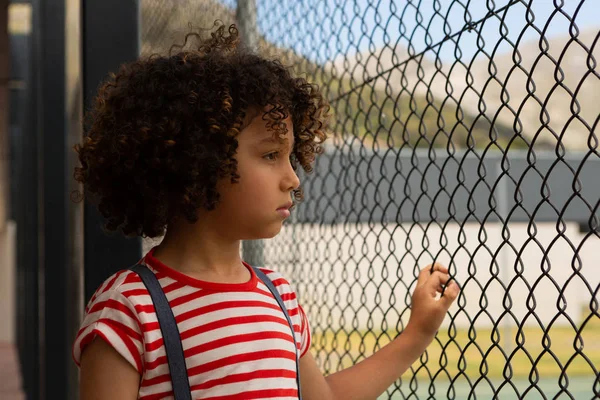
left=282, top=162, right=300, bottom=192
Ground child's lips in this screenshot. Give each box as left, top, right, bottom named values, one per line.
left=277, top=208, right=291, bottom=218
left=277, top=201, right=293, bottom=211
left=276, top=202, right=293, bottom=218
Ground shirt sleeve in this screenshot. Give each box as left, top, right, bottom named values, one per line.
left=72, top=287, right=144, bottom=373
left=298, top=304, right=312, bottom=358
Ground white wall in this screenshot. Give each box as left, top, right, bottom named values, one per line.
left=268, top=222, right=599, bottom=331
left=0, top=221, right=16, bottom=342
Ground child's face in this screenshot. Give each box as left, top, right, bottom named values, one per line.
left=212, top=111, right=300, bottom=240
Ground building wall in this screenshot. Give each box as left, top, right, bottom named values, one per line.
left=270, top=222, right=599, bottom=332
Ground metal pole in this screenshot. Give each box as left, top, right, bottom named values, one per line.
left=237, top=0, right=264, bottom=266
left=236, top=0, right=258, bottom=51
left=82, top=0, right=141, bottom=302
left=0, top=0, right=8, bottom=233
left=65, top=0, right=83, bottom=398
left=33, top=0, right=77, bottom=396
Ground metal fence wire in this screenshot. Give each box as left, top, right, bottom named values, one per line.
left=141, top=0, right=600, bottom=398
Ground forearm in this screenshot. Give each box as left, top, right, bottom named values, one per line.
left=324, top=326, right=434, bottom=400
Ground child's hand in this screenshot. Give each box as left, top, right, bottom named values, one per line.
left=406, top=263, right=460, bottom=338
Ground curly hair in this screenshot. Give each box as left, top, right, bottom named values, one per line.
left=74, top=22, right=329, bottom=238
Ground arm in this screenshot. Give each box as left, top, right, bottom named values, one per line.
left=299, top=264, right=460, bottom=400
left=79, top=337, right=140, bottom=400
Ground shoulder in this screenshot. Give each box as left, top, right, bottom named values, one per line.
left=254, top=267, right=291, bottom=286
left=254, top=267, right=295, bottom=291
left=254, top=266, right=300, bottom=304
left=74, top=268, right=148, bottom=372
left=254, top=266, right=312, bottom=354
left=83, top=268, right=145, bottom=312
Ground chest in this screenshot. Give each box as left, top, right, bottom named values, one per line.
left=139, top=290, right=299, bottom=372
left=138, top=294, right=300, bottom=397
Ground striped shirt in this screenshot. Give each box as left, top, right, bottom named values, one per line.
left=73, top=248, right=311, bottom=399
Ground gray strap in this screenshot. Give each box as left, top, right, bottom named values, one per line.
left=130, top=264, right=192, bottom=400
left=253, top=267, right=303, bottom=400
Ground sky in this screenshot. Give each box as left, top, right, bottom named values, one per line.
left=223, top=0, right=599, bottom=64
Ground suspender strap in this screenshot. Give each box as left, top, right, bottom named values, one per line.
left=130, top=264, right=192, bottom=400
left=252, top=267, right=303, bottom=400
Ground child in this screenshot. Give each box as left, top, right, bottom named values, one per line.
left=73, top=22, right=460, bottom=400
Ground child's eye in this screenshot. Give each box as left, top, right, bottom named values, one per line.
left=263, top=151, right=279, bottom=161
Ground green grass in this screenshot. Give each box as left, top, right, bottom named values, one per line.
left=312, top=316, right=600, bottom=380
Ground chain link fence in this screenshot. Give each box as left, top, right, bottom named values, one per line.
left=141, top=1, right=600, bottom=398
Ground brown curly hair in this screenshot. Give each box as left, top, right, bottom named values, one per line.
left=74, top=22, right=329, bottom=238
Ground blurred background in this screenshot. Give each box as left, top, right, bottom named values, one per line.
left=0, top=0, right=599, bottom=399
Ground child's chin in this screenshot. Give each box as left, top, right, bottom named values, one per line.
left=241, top=225, right=282, bottom=240
left=260, top=224, right=284, bottom=239
left=262, top=228, right=282, bottom=239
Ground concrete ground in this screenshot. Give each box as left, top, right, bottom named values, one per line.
left=0, top=343, right=24, bottom=400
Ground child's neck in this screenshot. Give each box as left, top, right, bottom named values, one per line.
left=152, top=218, right=248, bottom=284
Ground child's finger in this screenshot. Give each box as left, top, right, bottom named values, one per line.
left=436, top=283, right=445, bottom=293
left=427, top=270, right=450, bottom=292
left=417, top=263, right=447, bottom=286
left=440, top=280, right=460, bottom=307
left=429, top=263, right=448, bottom=274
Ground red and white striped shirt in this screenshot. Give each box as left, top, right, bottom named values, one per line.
left=73, top=248, right=311, bottom=399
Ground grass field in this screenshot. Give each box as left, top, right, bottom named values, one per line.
left=312, top=316, right=600, bottom=380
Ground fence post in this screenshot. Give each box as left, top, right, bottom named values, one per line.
left=65, top=0, right=83, bottom=398
left=82, top=1, right=142, bottom=300
left=236, top=0, right=258, bottom=50
left=32, top=0, right=71, bottom=397
left=237, top=0, right=264, bottom=267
